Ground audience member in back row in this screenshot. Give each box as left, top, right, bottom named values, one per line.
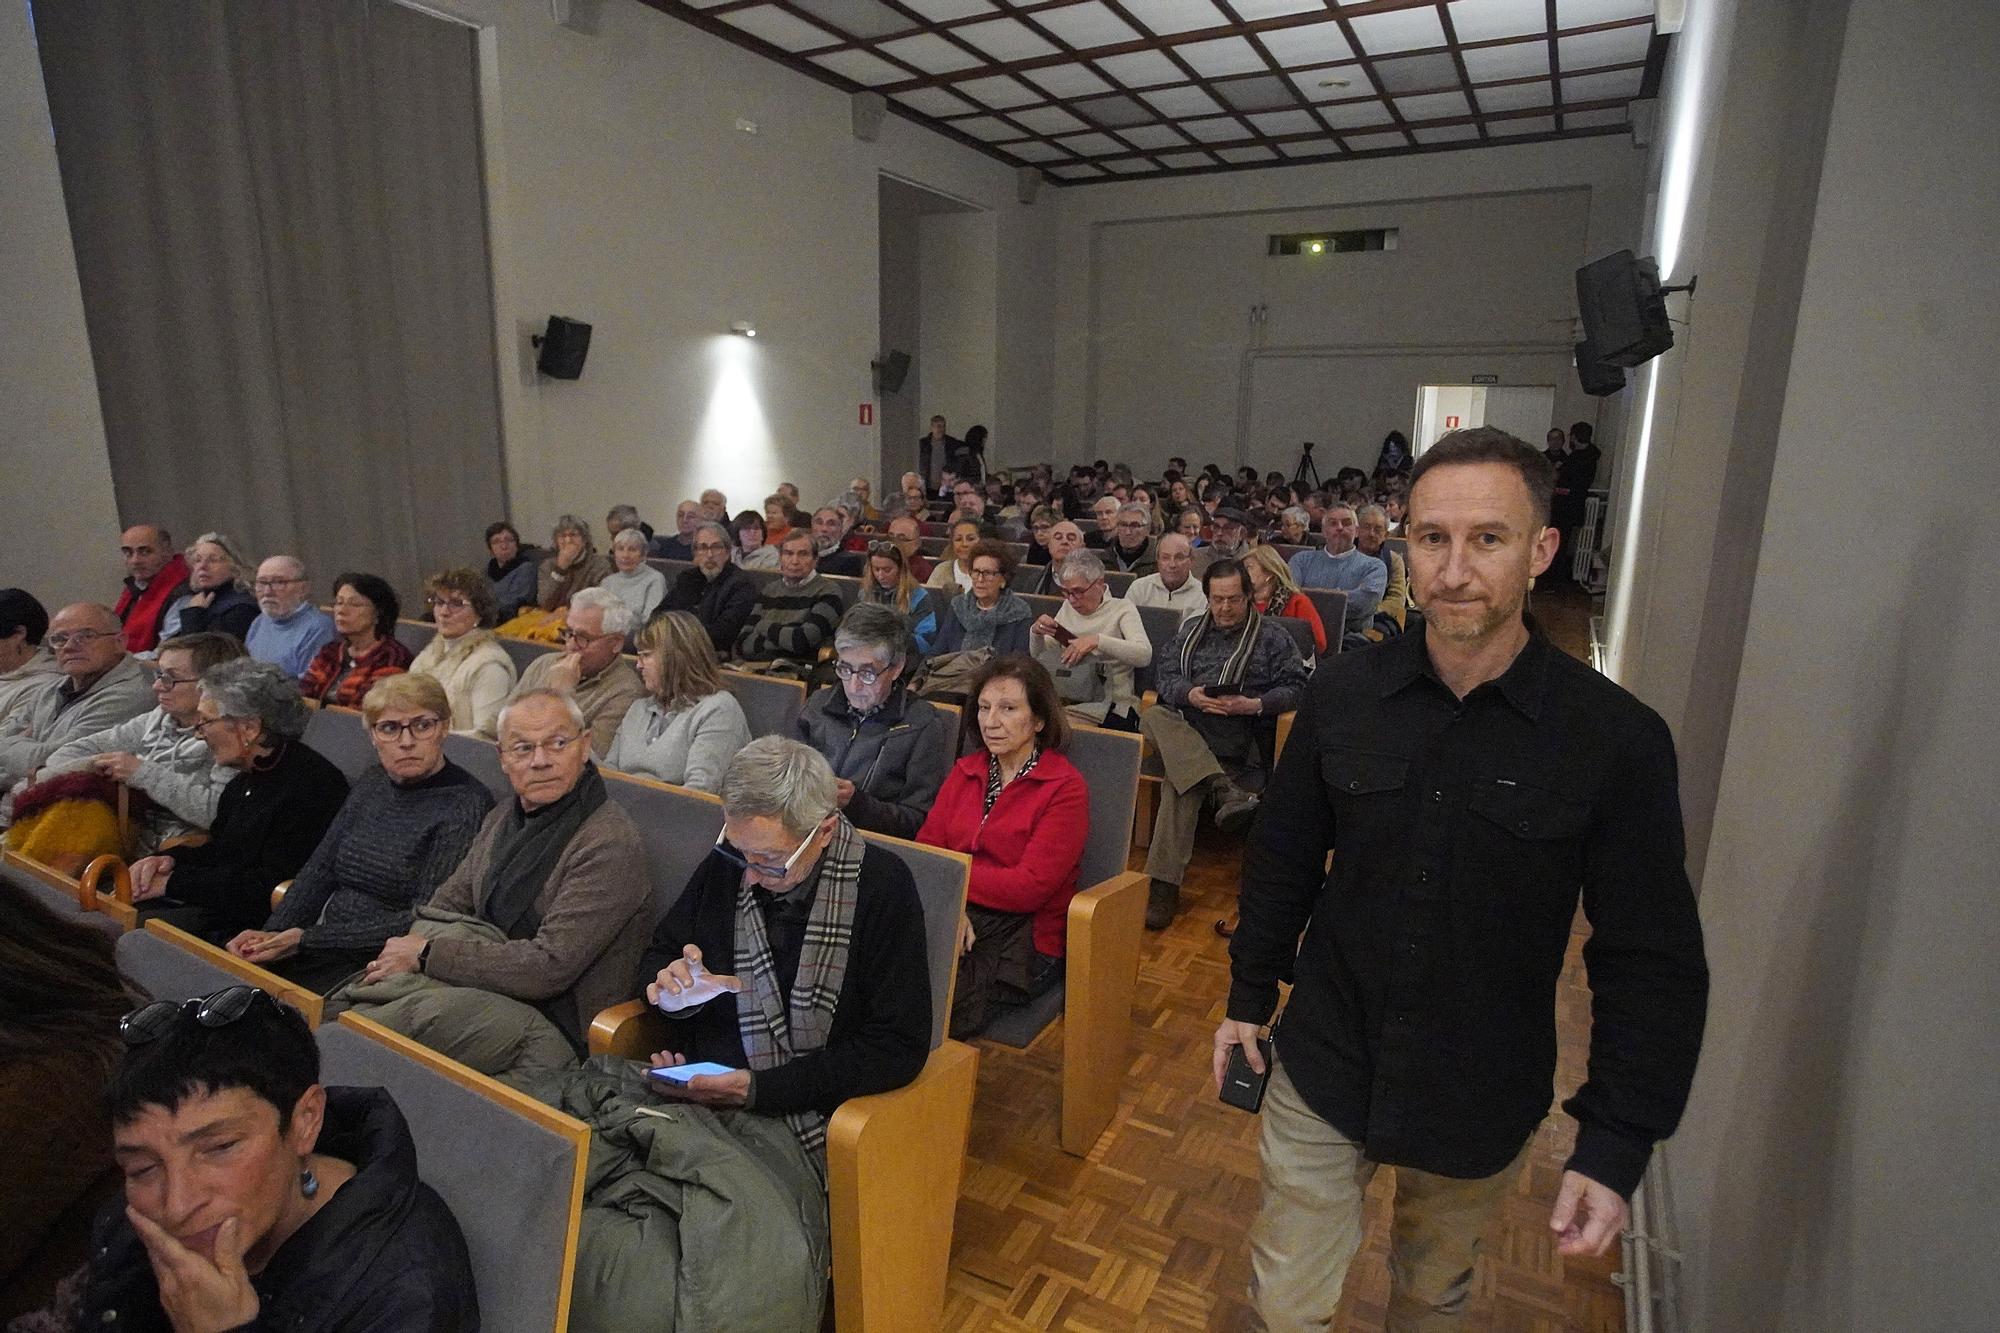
left=1244, top=546, right=1327, bottom=656
left=640, top=737, right=931, bottom=1152
left=517, top=588, right=646, bottom=757
left=365, top=689, right=650, bottom=1051
left=1205, top=507, right=1256, bottom=562
left=226, top=673, right=496, bottom=994
left=112, top=525, right=188, bottom=654
left=0, top=879, right=140, bottom=1321
left=648, top=500, right=703, bottom=562
left=52, top=987, right=479, bottom=1332
left=919, top=656, right=1089, bottom=1040
left=299, top=573, right=414, bottom=709
left=160, top=533, right=259, bottom=643
left=732, top=509, right=781, bottom=571
left=34, top=632, right=244, bottom=852
left=735, top=530, right=843, bottom=677
left=0, top=589, right=56, bottom=727
left=1353, top=504, right=1409, bottom=640
left=601, top=528, right=667, bottom=627
left=245, top=556, right=337, bottom=679
left=859, top=538, right=940, bottom=654
left=604, top=610, right=750, bottom=795
left=796, top=603, right=950, bottom=839
left=663, top=521, right=758, bottom=656
left=0, top=604, right=154, bottom=790
left=933, top=541, right=1032, bottom=658
left=1030, top=550, right=1151, bottom=728
left=1127, top=533, right=1206, bottom=622
left=1023, top=520, right=1086, bottom=596
left=408, top=569, right=517, bottom=739
left=127, top=660, right=350, bottom=942
left=1104, top=503, right=1158, bottom=574
left=925, top=516, right=983, bottom=595
left=1287, top=504, right=1386, bottom=641
left=536, top=514, right=613, bottom=613
left=1142, top=559, right=1309, bottom=930
left=484, top=520, right=540, bottom=622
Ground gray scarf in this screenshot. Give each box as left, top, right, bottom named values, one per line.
left=948, top=590, right=1030, bottom=650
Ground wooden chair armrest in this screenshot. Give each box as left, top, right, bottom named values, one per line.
left=1274, top=709, right=1297, bottom=763
left=1061, top=871, right=1148, bottom=1155
left=270, top=879, right=292, bottom=911
left=586, top=998, right=669, bottom=1059
left=80, top=855, right=137, bottom=931
left=827, top=1040, right=978, bottom=1333
left=141, top=919, right=326, bottom=1026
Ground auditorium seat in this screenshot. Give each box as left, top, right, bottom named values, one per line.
left=721, top=668, right=807, bottom=738
left=115, top=918, right=326, bottom=1024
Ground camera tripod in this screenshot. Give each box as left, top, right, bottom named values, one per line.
left=1291, top=441, right=1322, bottom=491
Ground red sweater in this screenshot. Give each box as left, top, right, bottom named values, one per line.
left=114, top=554, right=189, bottom=653
left=917, top=749, right=1089, bottom=958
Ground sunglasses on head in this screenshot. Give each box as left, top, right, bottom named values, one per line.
left=120, top=986, right=286, bottom=1046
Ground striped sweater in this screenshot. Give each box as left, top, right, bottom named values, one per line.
left=734, top=574, right=843, bottom=667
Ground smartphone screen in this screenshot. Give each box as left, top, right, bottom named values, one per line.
left=1049, top=623, right=1076, bottom=645
left=647, top=1061, right=738, bottom=1084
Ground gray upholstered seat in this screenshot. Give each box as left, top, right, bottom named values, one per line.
left=1298, top=587, right=1349, bottom=650
left=441, top=731, right=512, bottom=799
left=1062, top=725, right=1141, bottom=893
left=115, top=927, right=244, bottom=1003
left=303, top=708, right=378, bottom=783
left=861, top=833, right=967, bottom=1050
left=394, top=618, right=437, bottom=655
left=598, top=775, right=725, bottom=926
left=496, top=636, right=554, bottom=676
left=3, top=856, right=84, bottom=918
left=722, top=669, right=806, bottom=739
left=315, top=1018, right=586, bottom=1333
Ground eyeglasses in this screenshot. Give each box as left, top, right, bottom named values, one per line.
left=867, top=541, right=907, bottom=559
left=120, top=986, right=280, bottom=1046
left=428, top=597, right=472, bottom=613
left=252, top=577, right=304, bottom=590
left=501, top=733, right=583, bottom=763
left=691, top=542, right=730, bottom=554
left=153, top=670, right=199, bottom=689
left=559, top=627, right=616, bottom=648
left=970, top=566, right=1004, bottom=580
left=46, top=629, right=116, bottom=650
left=712, top=819, right=828, bottom=882
left=371, top=715, right=443, bottom=741
left=1059, top=581, right=1102, bottom=601
left=190, top=713, right=241, bottom=734
left=834, top=660, right=893, bottom=686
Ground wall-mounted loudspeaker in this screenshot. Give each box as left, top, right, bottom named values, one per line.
left=533, top=316, right=592, bottom=380
left=1016, top=167, right=1041, bottom=206
left=1575, top=249, right=1675, bottom=368
left=851, top=92, right=887, bottom=143
left=872, top=349, right=911, bottom=395
left=1575, top=341, right=1626, bottom=397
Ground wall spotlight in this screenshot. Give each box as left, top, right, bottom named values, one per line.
left=1306, top=239, right=1325, bottom=255
left=730, top=320, right=757, bottom=338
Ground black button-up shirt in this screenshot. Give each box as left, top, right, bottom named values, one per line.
left=1230, top=620, right=1708, bottom=1196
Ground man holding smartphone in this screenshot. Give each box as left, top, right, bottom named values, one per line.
left=1217, top=429, right=1708, bottom=1331
left=1140, top=559, right=1308, bottom=930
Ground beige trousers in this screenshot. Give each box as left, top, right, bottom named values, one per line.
left=1249, top=1060, right=1530, bottom=1333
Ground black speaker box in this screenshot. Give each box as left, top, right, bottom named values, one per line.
left=534, top=316, right=592, bottom=380
left=1575, top=249, right=1673, bottom=367
left=1575, top=341, right=1626, bottom=397
left=872, top=349, right=911, bottom=395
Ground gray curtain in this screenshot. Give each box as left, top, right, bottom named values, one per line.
left=36, top=0, right=507, bottom=605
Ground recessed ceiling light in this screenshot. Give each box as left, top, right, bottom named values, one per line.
left=1317, top=76, right=1352, bottom=89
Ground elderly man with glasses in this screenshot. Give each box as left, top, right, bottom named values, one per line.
left=245, top=555, right=338, bottom=679
left=663, top=521, right=759, bottom=655
left=0, top=603, right=155, bottom=788
left=636, top=736, right=930, bottom=1151
left=515, top=587, right=645, bottom=757
left=360, top=687, right=649, bottom=1051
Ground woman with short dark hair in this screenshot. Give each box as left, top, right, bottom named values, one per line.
left=299, top=573, right=413, bottom=709
left=732, top=509, right=780, bottom=571
left=484, top=521, right=539, bottom=621
left=917, top=655, right=1087, bottom=1038
left=930, top=540, right=1032, bottom=657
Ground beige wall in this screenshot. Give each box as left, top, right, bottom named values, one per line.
left=1653, top=0, right=2000, bottom=1325
left=917, top=210, right=998, bottom=457
left=1, top=0, right=120, bottom=608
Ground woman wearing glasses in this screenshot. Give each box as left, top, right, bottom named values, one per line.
left=634, top=737, right=930, bottom=1137
left=225, top=674, right=495, bottom=993
left=41, top=986, right=477, bottom=1332
left=407, top=568, right=516, bottom=738
left=124, top=661, right=349, bottom=943
left=602, top=611, right=750, bottom=794
left=917, top=656, right=1088, bottom=1040
left=535, top=514, right=613, bottom=613
left=859, top=539, right=940, bottom=655
left=929, top=540, right=1033, bottom=657
left=297, top=573, right=413, bottom=710
left=794, top=603, right=950, bottom=839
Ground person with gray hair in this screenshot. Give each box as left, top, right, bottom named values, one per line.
left=605, top=503, right=653, bottom=544
left=246, top=554, right=338, bottom=678
left=159, top=531, right=259, bottom=642
left=601, top=526, right=668, bottom=625
left=516, top=585, right=646, bottom=756
left=794, top=602, right=951, bottom=837
left=126, top=658, right=350, bottom=941
left=537, top=513, right=614, bottom=612
left=0, top=602, right=155, bottom=787
left=663, top=519, right=759, bottom=655
left=1105, top=501, right=1159, bottom=575
left=635, top=735, right=931, bottom=1166
left=1030, top=548, right=1153, bottom=726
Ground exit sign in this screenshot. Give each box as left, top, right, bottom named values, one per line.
left=1471, top=373, right=1499, bottom=384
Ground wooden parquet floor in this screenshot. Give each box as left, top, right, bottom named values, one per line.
left=941, top=589, right=1622, bottom=1333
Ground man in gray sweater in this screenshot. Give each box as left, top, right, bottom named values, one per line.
left=0, top=603, right=155, bottom=789
left=357, top=688, right=650, bottom=1049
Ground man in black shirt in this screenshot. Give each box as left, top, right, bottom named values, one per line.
left=1219, top=428, right=1707, bottom=1331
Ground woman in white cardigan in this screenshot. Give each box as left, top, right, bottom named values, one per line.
left=603, top=610, right=749, bottom=794
left=408, top=568, right=517, bottom=738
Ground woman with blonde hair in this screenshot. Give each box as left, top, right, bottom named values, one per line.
left=1242, top=544, right=1326, bottom=654
left=861, top=539, right=941, bottom=654
left=408, top=568, right=516, bottom=737
left=603, top=610, right=751, bottom=794
left=158, top=532, right=258, bottom=641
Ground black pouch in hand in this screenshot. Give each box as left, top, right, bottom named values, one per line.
left=1218, top=1009, right=1282, bottom=1113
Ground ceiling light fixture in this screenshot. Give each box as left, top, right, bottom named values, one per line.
left=1306, top=239, right=1326, bottom=254
left=730, top=320, right=757, bottom=338
left=1317, top=77, right=1351, bottom=89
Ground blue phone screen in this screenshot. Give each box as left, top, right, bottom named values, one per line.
left=647, top=1061, right=737, bottom=1083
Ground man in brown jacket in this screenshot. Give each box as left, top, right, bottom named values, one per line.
left=360, top=687, right=648, bottom=1047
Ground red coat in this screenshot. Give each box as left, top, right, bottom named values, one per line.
left=114, top=554, right=190, bottom=653
left=917, top=748, right=1089, bottom=958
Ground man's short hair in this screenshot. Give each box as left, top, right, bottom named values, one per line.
left=693, top=521, right=732, bottom=549
left=0, top=589, right=49, bottom=646
left=1409, top=427, right=1557, bottom=526
left=833, top=602, right=910, bottom=665
left=780, top=528, right=816, bottom=553
left=722, top=736, right=838, bottom=840
left=1202, top=558, right=1248, bottom=594
left=567, top=585, right=635, bottom=636
left=1355, top=504, right=1387, bottom=525
left=1117, top=502, right=1151, bottom=521
left=497, top=686, right=588, bottom=738
left=606, top=504, right=642, bottom=528
left=484, top=521, right=519, bottom=545
left=1570, top=421, right=1594, bottom=445
left=108, top=990, right=318, bottom=1131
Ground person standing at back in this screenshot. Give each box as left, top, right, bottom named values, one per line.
left=1218, top=428, right=1708, bottom=1331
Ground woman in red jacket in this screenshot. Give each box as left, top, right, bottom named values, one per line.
left=917, top=655, right=1089, bottom=1039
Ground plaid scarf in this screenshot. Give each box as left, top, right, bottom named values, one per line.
left=1177, top=607, right=1264, bottom=687
left=732, top=813, right=863, bottom=1177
